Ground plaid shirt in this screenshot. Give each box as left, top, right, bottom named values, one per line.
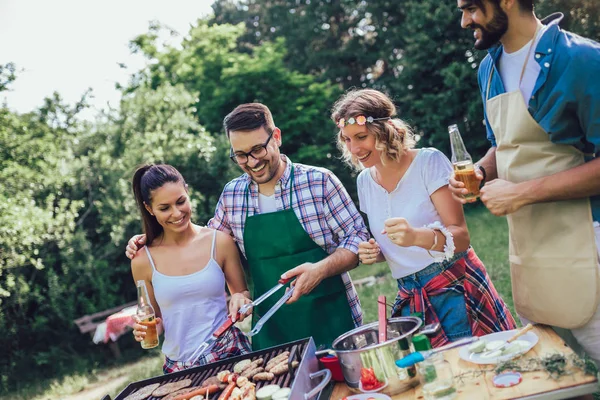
left=163, top=326, right=251, bottom=373
left=393, top=248, right=517, bottom=348
left=208, top=155, right=368, bottom=327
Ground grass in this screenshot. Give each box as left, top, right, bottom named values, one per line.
left=6, top=206, right=598, bottom=399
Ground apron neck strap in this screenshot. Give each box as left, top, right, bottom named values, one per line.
left=519, top=23, right=542, bottom=84
left=288, top=164, right=295, bottom=208
left=486, top=23, right=542, bottom=102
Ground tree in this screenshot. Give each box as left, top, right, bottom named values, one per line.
left=0, top=80, right=215, bottom=390
left=127, top=21, right=354, bottom=195
left=0, top=63, right=17, bottom=93
left=537, top=0, right=600, bottom=41
left=209, top=0, right=599, bottom=160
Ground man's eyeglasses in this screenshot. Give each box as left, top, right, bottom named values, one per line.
left=229, top=131, right=274, bottom=165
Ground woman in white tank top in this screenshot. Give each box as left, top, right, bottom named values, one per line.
left=130, top=164, right=251, bottom=373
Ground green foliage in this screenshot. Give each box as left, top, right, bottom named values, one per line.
left=209, top=0, right=599, bottom=160
left=0, top=81, right=213, bottom=391
left=127, top=20, right=354, bottom=196
left=536, top=0, right=600, bottom=41
left=209, top=0, right=488, bottom=157
left=2, top=0, right=597, bottom=393
left=0, top=63, right=17, bottom=92
left=384, top=1, right=488, bottom=157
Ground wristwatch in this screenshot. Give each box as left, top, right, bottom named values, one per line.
left=475, top=164, right=487, bottom=183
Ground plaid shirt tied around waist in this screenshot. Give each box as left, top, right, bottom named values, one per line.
left=208, top=155, right=369, bottom=328
left=162, top=325, right=251, bottom=374
left=394, top=248, right=516, bottom=348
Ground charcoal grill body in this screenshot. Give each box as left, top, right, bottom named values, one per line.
left=112, top=337, right=330, bottom=400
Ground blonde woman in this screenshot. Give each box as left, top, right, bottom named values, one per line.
left=331, top=89, right=516, bottom=347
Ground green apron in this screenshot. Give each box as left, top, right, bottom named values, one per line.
left=243, top=165, right=356, bottom=350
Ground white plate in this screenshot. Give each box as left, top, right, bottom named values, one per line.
left=458, top=329, right=539, bottom=365
left=344, top=394, right=393, bottom=400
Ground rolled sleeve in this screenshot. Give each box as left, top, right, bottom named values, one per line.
left=323, top=173, right=369, bottom=254
left=478, top=56, right=498, bottom=147
left=578, top=58, right=600, bottom=154
left=207, top=194, right=232, bottom=235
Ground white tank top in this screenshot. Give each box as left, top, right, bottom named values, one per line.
left=145, top=230, right=228, bottom=361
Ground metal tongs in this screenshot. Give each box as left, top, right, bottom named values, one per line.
left=246, top=285, right=295, bottom=337
left=186, top=277, right=293, bottom=364
left=238, top=277, right=293, bottom=316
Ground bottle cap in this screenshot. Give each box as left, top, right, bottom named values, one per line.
left=493, top=371, right=522, bottom=388
left=412, top=333, right=432, bottom=352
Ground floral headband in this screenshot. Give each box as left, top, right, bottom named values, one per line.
left=336, top=115, right=391, bottom=128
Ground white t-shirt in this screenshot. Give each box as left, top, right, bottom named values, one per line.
left=357, top=148, right=452, bottom=279
left=258, top=193, right=277, bottom=213
left=498, top=25, right=547, bottom=104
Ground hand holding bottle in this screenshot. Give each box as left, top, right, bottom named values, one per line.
left=136, top=280, right=160, bottom=349
left=448, top=124, right=481, bottom=201
left=133, top=316, right=162, bottom=344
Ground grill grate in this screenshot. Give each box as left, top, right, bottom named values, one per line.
left=113, top=338, right=310, bottom=400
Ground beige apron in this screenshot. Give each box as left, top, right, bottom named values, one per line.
left=485, top=27, right=600, bottom=328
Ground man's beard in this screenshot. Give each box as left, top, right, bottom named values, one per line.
left=472, top=6, right=509, bottom=50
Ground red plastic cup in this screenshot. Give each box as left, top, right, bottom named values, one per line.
left=319, top=355, right=345, bottom=382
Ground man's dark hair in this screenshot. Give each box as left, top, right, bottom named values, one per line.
left=471, top=0, right=534, bottom=13
left=223, top=103, right=275, bottom=137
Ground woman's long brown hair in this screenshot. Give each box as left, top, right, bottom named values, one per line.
left=132, top=164, right=185, bottom=246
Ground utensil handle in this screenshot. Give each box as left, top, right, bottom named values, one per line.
left=430, top=336, right=479, bottom=355
left=213, top=313, right=239, bottom=337
left=507, top=323, right=533, bottom=343
left=378, top=295, right=387, bottom=343
left=396, top=351, right=425, bottom=368
left=304, top=369, right=332, bottom=400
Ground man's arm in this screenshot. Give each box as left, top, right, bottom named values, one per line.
left=207, top=191, right=232, bottom=234
left=282, top=248, right=357, bottom=303
left=477, top=147, right=498, bottom=182
left=282, top=171, right=368, bottom=303
left=481, top=156, right=600, bottom=216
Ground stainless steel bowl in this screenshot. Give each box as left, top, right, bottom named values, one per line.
left=330, top=317, right=430, bottom=396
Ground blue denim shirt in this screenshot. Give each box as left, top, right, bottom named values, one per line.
left=478, top=13, right=600, bottom=221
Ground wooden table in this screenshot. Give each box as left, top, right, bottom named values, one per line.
left=330, top=326, right=598, bottom=399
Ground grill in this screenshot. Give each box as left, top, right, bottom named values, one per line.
left=107, top=337, right=331, bottom=400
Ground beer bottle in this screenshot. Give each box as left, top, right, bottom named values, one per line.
left=136, top=280, right=159, bottom=349
left=448, top=124, right=480, bottom=200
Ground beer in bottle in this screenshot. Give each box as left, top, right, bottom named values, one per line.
left=136, top=280, right=159, bottom=349
left=448, top=124, right=480, bottom=200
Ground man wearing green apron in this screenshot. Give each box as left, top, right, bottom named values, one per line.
left=127, top=103, right=369, bottom=350
left=450, top=0, right=600, bottom=367
left=210, top=103, right=368, bottom=350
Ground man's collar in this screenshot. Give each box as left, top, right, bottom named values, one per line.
left=540, top=12, right=564, bottom=27
left=279, top=154, right=292, bottom=186
left=486, top=13, right=564, bottom=58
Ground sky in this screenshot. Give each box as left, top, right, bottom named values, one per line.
left=0, top=0, right=214, bottom=118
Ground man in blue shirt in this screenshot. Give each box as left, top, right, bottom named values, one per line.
left=450, top=0, right=600, bottom=368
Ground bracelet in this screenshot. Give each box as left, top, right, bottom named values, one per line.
left=429, top=229, right=438, bottom=251
left=424, top=221, right=455, bottom=262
